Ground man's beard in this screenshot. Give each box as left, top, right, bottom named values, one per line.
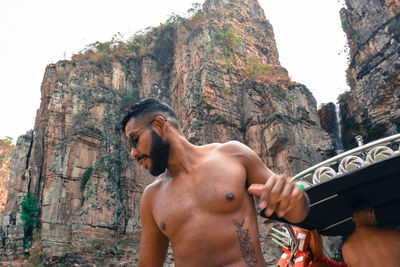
left=148, top=129, right=170, bottom=176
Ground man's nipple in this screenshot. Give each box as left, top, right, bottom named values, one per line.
left=226, top=193, right=235, bottom=201
left=160, top=222, right=166, bottom=231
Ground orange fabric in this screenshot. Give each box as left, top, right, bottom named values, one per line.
left=291, top=228, right=347, bottom=267
left=277, top=228, right=346, bottom=267
left=293, top=227, right=312, bottom=266
left=293, top=251, right=311, bottom=267
left=294, top=227, right=311, bottom=252
left=277, top=247, right=291, bottom=267
left=309, top=229, right=323, bottom=261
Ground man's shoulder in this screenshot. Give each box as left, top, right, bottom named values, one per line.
left=356, top=225, right=384, bottom=235
left=345, top=226, right=381, bottom=244
left=198, top=140, right=249, bottom=156
left=215, top=140, right=250, bottom=153
left=142, top=177, right=165, bottom=197
left=343, top=230, right=361, bottom=249
left=342, top=237, right=352, bottom=249
left=376, top=226, right=400, bottom=239
left=342, top=237, right=356, bottom=259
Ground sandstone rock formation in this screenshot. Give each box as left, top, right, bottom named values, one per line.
left=0, top=133, right=30, bottom=258
left=338, top=0, right=400, bottom=147
left=0, top=0, right=335, bottom=265
left=0, top=138, right=14, bottom=212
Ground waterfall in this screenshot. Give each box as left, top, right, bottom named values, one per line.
left=335, top=103, right=345, bottom=154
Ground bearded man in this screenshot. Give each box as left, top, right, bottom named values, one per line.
left=121, top=98, right=309, bottom=267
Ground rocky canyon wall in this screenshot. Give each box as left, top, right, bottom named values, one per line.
left=0, top=139, right=14, bottom=213
left=337, top=0, right=400, bottom=147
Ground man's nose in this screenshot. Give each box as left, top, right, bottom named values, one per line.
left=130, top=147, right=139, bottom=160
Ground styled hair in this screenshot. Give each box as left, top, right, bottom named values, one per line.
left=121, top=98, right=179, bottom=131
left=350, top=199, right=373, bottom=215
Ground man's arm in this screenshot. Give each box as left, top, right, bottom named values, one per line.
left=138, top=186, right=169, bottom=267
left=226, top=141, right=309, bottom=223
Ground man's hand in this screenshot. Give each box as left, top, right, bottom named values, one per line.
left=247, top=174, right=309, bottom=223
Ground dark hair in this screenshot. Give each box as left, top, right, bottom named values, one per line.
left=350, top=199, right=373, bottom=215
left=121, top=98, right=179, bottom=131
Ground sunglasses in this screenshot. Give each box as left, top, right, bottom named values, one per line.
left=128, top=119, right=155, bottom=148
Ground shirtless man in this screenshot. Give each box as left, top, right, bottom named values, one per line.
left=342, top=199, right=400, bottom=267
left=121, top=98, right=310, bottom=267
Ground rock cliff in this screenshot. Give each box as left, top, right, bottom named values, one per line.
left=0, top=0, right=335, bottom=265
left=337, top=0, right=400, bottom=148
left=318, top=103, right=338, bottom=147
left=0, top=138, right=14, bottom=213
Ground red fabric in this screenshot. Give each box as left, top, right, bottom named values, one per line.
left=321, top=257, right=348, bottom=267
left=308, top=257, right=348, bottom=267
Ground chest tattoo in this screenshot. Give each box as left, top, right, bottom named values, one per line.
left=226, top=193, right=235, bottom=201
left=160, top=222, right=166, bottom=231
left=233, top=219, right=258, bottom=267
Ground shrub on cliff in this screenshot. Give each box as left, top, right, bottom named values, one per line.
left=215, top=26, right=241, bottom=58
left=152, top=22, right=176, bottom=74
left=20, top=193, right=40, bottom=228
left=244, top=56, right=271, bottom=79
left=337, top=90, right=350, bottom=102
left=21, top=192, right=40, bottom=250
left=81, top=166, right=93, bottom=192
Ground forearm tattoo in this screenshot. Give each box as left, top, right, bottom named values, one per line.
left=233, top=219, right=258, bottom=267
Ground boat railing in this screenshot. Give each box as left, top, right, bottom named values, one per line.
left=269, top=133, right=400, bottom=264
left=291, top=133, right=400, bottom=183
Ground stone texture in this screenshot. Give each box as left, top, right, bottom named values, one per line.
left=319, top=103, right=337, bottom=139
left=0, top=139, right=14, bottom=213
left=339, top=0, right=400, bottom=145
left=169, top=0, right=333, bottom=176
left=0, top=133, right=31, bottom=258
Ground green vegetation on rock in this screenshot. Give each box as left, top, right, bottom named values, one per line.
left=245, top=56, right=271, bottom=78
left=21, top=193, right=40, bottom=250
left=80, top=166, right=93, bottom=192
left=21, top=193, right=40, bottom=228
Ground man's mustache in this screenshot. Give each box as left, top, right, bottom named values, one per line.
left=137, top=154, right=149, bottom=162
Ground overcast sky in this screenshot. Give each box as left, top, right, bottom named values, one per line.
left=0, top=0, right=349, bottom=142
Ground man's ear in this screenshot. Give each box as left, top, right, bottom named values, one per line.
left=153, top=116, right=167, bottom=134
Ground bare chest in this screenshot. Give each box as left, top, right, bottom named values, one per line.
left=152, top=159, right=249, bottom=237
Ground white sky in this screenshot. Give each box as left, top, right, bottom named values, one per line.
left=0, top=0, right=349, bottom=142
